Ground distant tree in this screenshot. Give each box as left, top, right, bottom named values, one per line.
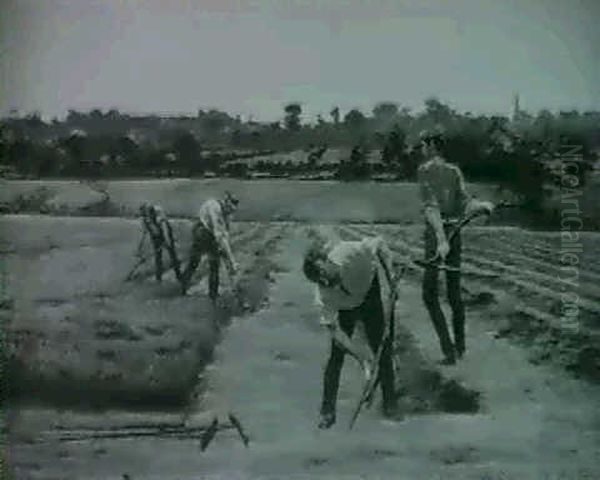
left=399, top=106, right=412, bottom=121
left=381, top=126, right=414, bottom=177
left=344, top=109, right=367, bottom=132
left=66, top=109, right=85, bottom=124
left=223, top=161, right=249, bottom=178
left=203, top=109, right=230, bottom=136
left=106, top=109, right=121, bottom=120
left=114, top=135, right=138, bottom=157
left=338, top=142, right=370, bottom=180
left=559, top=110, right=579, bottom=120
left=307, top=144, right=327, bottom=167
left=90, top=109, right=104, bottom=120
left=533, top=109, right=555, bottom=139
left=349, top=143, right=365, bottom=164
left=7, top=137, right=34, bottom=172
left=372, top=102, right=398, bottom=123
left=231, top=129, right=242, bottom=146
left=424, top=97, right=453, bottom=124
left=110, top=135, right=139, bottom=170
left=61, top=130, right=88, bottom=173
left=24, top=112, right=45, bottom=128
left=249, top=131, right=262, bottom=149
left=173, top=131, right=203, bottom=175
left=284, top=103, right=302, bottom=131
left=536, top=109, right=554, bottom=122
left=511, top=141, right=548, bottom=213
left=330, top=106, right=340, bottom=125
left=35, top=145, right=62, bottom=177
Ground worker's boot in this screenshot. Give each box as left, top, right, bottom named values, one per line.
left=317, top=411, right=336, bottom=430
left=382, top=399, right=404, bottom=422
left=438, top=354, right=456, bottom=366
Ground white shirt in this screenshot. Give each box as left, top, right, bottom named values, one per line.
left=196, top=199, right=235, bottom=267
left=315, top=237, right=395, bottom=328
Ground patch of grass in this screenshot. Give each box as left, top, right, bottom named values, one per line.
left=96, top=349, right=117, bottom=360
left=0, top=186, right=53, bottom=214
left=93, top=318, right=142, bottom=341
left=143, top=325, right=169, bottom=336
left=494, top=309, right=600, bottom=383
left=430, top=445, right=479, bottom=465
left=154, top=340, right=192, bottom=357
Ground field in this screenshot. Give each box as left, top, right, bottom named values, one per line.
left=2, top=180, right=599, bottom=479
left=0, top=178, right=499, bottom=223
left=1, top=216, right=285, bottom=409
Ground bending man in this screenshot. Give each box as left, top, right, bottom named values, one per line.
left=303, top=234, right=401, bottom=429
left=181, top=192, right=239, bottom=299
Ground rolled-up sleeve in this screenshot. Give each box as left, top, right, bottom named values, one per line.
left=454, top=167, right=473, bottom=216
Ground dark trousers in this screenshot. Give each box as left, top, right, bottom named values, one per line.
left=321, top=275, right=396, bottom=416
left=181, top=224, right=220, bottom=299
left=150, top=235, right=164, bottom=282
left=422, top=225, right=465, bottom=359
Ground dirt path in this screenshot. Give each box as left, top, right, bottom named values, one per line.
left=8, top=228, right=600, bottom=479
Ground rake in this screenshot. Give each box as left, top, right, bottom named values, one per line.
left=413, top=200, right=519, bottom=272
left=349, top=250, right=400, bottom=429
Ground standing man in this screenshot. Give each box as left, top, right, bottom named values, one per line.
left=417, top=129, right=493, bottom=364
left=303, top=235, right=400, bottom=429
left=181, top=191, right=239, bottom=299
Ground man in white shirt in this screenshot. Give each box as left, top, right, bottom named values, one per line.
left=181, top=192, right=239, bottom=299
left=303, top=235, right=400, bottom=429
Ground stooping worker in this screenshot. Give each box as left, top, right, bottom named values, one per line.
left=139, top=203, right=169, bottom=282
left=417, top=128, right=494, bottom=364
left=180, top=191, right=240, bottom=300
left=302, top=234, right=402, bottom=429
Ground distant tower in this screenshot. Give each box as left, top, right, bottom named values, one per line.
left=512, top=93, right=521, bottom=122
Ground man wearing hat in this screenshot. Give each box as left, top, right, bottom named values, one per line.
left=181, top=191, right=240, bottom=299
left=417, top=128, right=493, bottom=364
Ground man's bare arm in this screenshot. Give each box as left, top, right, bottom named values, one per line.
left=418, top=167, right=449, bottom=257
left=327, top=324, right=373, bottom=378
left=424, top=207, right=447, bottom=247
left=456, top=167, right=494, bottom=217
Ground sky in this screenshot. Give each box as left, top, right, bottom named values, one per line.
left=1, top=0, right=599, bottom=122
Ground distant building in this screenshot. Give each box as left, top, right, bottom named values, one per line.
left=510, top=93, right=533, bottom=132
left=512, top=93, right=521, bottom=123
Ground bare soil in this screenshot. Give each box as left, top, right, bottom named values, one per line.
left=1, top=180, right=599, bottom=479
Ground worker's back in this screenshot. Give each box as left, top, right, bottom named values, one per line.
left=196, top=198, right=226, bottom=232
left=417, top=157, right=469, bottom=220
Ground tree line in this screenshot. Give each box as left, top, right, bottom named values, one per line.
left=1, top=99, right=598, bottom=213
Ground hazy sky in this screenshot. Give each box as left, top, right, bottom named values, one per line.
left=1, top=0, right=598, bottom=121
